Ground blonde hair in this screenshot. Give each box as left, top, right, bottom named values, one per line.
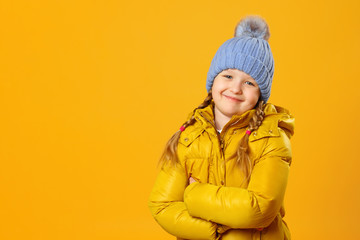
left=158, top=91, right=266, bottom=182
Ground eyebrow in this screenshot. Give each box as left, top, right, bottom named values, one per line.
left=223, top=70, right=254, bottom=79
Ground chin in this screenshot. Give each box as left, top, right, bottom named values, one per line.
left=225, top=109, right=243, bottom=117
left=234, top=108, right=252, bottom=116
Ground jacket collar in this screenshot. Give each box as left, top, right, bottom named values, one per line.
left=193, top=101, right=255, bottom=135
left=192, top=100, right=295, bottom=139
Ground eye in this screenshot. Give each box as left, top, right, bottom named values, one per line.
left=223, top=75, right=232, bottom=79
left=245, top=81, right=255, bottom=86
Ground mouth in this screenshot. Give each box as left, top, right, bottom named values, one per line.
left=223, top=94, right=243, bottom=102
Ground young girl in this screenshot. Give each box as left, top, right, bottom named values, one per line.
left=149, top=15, right=294, bottom=240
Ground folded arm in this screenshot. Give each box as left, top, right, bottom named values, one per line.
left=183, top=130, right=292, bottom=229
left=149, top=161, right=219, bottom=240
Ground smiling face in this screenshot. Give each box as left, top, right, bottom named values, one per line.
left=211, top=68, right=260, bottom=126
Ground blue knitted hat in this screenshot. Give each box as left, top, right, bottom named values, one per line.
left=206, top=16, right=274, bottom=103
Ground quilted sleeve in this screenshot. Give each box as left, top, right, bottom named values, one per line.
left=183, top=128, right=292, bottom=229
left=148, top=160, right=219, bottom=240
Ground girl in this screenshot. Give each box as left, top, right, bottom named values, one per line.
left=149, top=15, right=294, bottom=240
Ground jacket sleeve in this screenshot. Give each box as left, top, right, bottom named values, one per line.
left=183, top=129, right=292, bottom=229
left=148, top=160, right=219, bottom=240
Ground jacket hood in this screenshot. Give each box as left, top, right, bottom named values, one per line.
left=263, top=104, right=295, bottom=139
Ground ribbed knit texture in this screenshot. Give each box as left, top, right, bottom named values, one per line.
left=206, top=36, right=274, bottom=103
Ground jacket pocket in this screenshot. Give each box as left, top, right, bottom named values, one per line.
left=179, top=127, right=204, bottom=147
left=249, top=119, right=280, bottom=142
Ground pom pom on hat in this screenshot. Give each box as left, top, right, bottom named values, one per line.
left=206, top=15, right=275, bottom=103
left=234, top=15, right=270, bottom=40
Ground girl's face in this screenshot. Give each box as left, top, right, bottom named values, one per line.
left=212, top=68, right=260, bottom=119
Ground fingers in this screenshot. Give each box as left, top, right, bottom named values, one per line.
left=189, top=176, right=197, bottom=184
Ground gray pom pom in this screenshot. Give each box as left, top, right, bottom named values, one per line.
left=234, top=15, right=270, bottom=41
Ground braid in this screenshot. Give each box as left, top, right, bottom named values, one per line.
left=158, top=91, right=213, bottom=168
left=235, top=100, right=266, bottom=186
left=181, top=90, right=213, bottom=132
left=197, top=90, right=213, bottom=109
left=248, top=101, right=265, bottom=132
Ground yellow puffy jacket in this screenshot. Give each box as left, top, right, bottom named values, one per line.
left=149, top=101, right=295, bottom=240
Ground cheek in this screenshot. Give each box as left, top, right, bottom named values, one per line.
left=212, top=80, right=226, bottom=93
left=246, top=89, right=260, bottom=103
left=211, top=83, right=221, bottom=96
left=252, top=93, right=261, bottom=104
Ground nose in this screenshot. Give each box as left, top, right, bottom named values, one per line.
left=230, top=79, right=243, bottom=94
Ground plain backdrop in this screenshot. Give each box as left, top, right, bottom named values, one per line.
left=1, top=0, right=359, bottom=239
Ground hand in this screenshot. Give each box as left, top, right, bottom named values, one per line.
left=189, top=176, right=197, bottom=185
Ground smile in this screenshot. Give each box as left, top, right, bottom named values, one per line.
left=223, top=94, right=243, bottom=102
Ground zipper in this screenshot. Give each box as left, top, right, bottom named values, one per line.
left=199, top=112, right=242, bottom=151
left=198, top=112, right=223, bottom=151
left=199, top=112, right=243, bottom=186
left=199, top=112, right=226, bottom=185
left=220, top=118, right=241, bottom=140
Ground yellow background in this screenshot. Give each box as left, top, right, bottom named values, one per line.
left=1, top=0, right=359, bottom=239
